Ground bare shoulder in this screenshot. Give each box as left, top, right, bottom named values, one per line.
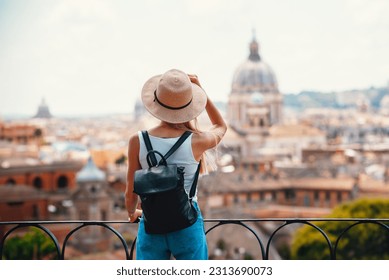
left=128, top=132, right=140, bottom=152
left=127, top=131, right=142, bottom=171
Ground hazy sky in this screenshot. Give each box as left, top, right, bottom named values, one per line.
left=1, top=0, right=389, bottom=116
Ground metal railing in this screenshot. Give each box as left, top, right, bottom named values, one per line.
left=1, top=218, right=389, bottom=260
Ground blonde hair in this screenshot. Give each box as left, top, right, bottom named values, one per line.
left=165, top=119, right=217, bottom=174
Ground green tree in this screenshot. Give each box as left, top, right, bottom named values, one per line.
left=3, top=227, right=57, bottom=260
left=291, top=198, right=389, bottom=260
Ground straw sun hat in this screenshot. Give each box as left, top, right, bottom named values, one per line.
left=141, top=69, right=207, bottom=124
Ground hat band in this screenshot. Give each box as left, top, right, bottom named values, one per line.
left=154, top=90, right=193, bottom=110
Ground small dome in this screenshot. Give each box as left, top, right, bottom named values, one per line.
left=76, top=157, right=106, bottom=182
left=231, top=37, right=278, bottom=94
left=379, top=95, right=389, bottom=115
left=33, top=98, right=53, bottom=119
left=380, top=95, right=389, bottom=108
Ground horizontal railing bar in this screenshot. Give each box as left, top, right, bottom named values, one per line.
left=1, top=218, right=389, bottom=225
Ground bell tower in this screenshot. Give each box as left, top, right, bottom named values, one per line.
left=71, top=157, right=113, bottom=253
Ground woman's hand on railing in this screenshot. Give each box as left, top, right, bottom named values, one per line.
left=128, top=209, right=142, bottom=223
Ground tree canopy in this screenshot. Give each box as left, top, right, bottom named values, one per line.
left=2, top=227, right=57, bottom=260
left=291, top=198, right=389, bottom=260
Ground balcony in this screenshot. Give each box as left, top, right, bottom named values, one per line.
left=1, top=218, right=389, bottom=260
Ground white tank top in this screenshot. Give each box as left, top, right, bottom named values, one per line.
left=138, top=131, right=200, bottom=201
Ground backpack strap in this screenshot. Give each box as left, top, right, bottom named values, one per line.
left=141, top=130, right=157, bottom=166
left=141, top=130, right=193, bottom=166
left=189, top=161, right=201, bottom=200
left=163, top=131, right=192, bottom=161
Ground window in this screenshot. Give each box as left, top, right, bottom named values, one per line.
left=6, top=178, right=16, bottom=185
left=7, top=201, right=24, bottom=207
left=326, top=191, right=331, bottom=204
left=90, top=185, right=97, bottom=193
left=101, top=210, right=107, bottom=221
left=57, top=175, right=69, bottom=190
left=284, top=189, right=296, bottom=202
left=79, top=210, right=88, bottom=220
left=326, top=191, right=330, bottom=200
left=314, top=191, right=319, bottom=202
left=337, top=191, right=342, bottom=203
left=303, top=195, right=311, bottom=206
left=271, top=191, right=276, bottom=201
left=33, top=177, right=43, bottom=189
left=32, top=205, right=39, bottom=219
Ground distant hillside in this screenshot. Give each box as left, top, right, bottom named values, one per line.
left=283, top=86, right=389, bottom=111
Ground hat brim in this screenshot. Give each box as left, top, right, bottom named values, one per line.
left=141, top=74, right=207, bottom=124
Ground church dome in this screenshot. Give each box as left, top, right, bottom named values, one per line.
left=33, top=98, right=53, bottom=119
left=231, top=37, right=279, bottom=94
left=379, top=95, right=389, bottom=115
left=380, top=95, right=389, bottom=108
left=76, top=157, right=106, bottom=183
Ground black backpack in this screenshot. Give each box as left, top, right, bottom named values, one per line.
left=133, top=130, right=201, bottom=234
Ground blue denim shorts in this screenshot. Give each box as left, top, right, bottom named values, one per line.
left=135, top=202, right=208, bottom=260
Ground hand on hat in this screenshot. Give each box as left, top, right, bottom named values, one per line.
left=188, top=74, right=202, bottom=89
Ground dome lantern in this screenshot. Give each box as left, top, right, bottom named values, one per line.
left=248, top=37, right=261, bottom=62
